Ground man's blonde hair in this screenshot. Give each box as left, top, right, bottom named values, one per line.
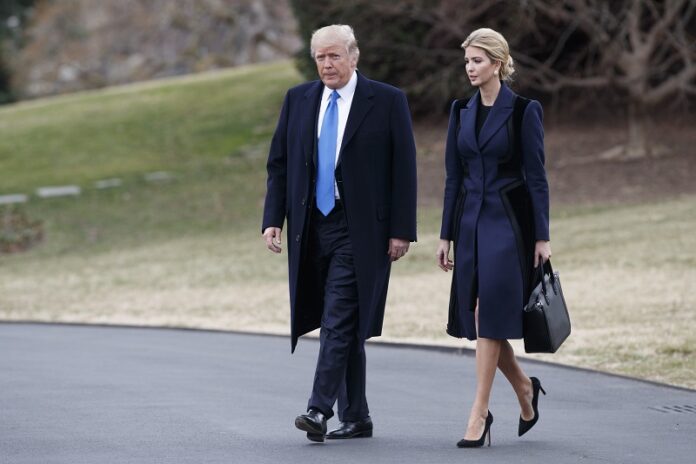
left=310, top=24, right=360, bottom=61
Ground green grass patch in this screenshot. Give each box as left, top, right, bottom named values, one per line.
left=1, top=62, right=299, bottom=191
left=0, top=61, right=303, bottom=253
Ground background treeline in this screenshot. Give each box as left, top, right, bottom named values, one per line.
left=292, top=0, right=696, bottom=158
left=292, top=0, right=696, bottom=113
left=3, top=0, right=695, bottom=153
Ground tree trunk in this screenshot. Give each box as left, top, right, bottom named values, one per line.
left=625, top=99, right=651, bottom=159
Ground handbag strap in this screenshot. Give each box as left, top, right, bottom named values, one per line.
left=533, top=259, right=550, bottom=284
left=544, top=259, right=554, bottom=284
left=534, top=259, right=556, bottom=303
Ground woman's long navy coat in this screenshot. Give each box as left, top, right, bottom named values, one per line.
left=440, top=84, right=549, bottom=340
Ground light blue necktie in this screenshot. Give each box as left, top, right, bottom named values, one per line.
left=316, top=90, right=339, bottom=216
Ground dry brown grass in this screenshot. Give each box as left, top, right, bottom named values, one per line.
left=2, top=196, right=695, bottom=388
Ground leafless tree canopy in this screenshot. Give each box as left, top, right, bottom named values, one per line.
left=516, top=0, right=696, bottom=109
left=291, top=0, right=696, bottom=118
left=292, top=0, right=519, bottom=114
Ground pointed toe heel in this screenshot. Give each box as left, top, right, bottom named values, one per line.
left=457, top=410, right=493, bottom=448
left=518, top=377, right=546, bottom=437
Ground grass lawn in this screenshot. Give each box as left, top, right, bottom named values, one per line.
left=1, top=61, right=694, bottom=389
left=0, top=61, right=299, bottom=247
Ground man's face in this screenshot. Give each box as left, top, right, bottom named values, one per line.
left=314, top=44, right=357, bottom=89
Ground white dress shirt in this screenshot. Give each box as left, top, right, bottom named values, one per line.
left=317, top=70, right=358, bottom=198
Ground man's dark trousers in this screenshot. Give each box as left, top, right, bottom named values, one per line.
left=306, top=201, right=369, bottom=422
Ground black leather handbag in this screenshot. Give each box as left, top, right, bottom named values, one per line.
left=523, top=260, right=571, bottom=353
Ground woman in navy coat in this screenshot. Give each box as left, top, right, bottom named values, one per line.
left=436, top=28, right=552, bottom=448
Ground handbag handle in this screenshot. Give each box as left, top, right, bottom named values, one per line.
left=533, top=258, right=553, bottom=284
left=533, top=259, right=556, bottom=304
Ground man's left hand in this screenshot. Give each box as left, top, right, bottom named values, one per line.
left=388, top=238, right=410, bottom=262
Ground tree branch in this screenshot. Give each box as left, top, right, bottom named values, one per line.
left=644, top=0, right=688, bottom=52
left=644, top=64, right=696, bottom=104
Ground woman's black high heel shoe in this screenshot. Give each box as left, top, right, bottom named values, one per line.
left=518, top=377, right=546, bottom=437
left=457, top=410, right=493, bottom=448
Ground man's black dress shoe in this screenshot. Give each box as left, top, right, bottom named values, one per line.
left=295, top=408, right=327, bottom=442
left=326, top=417, right=373, bottom=439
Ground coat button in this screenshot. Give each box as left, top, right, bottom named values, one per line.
left=301, top=198, right=306, bottom=206
left=296, top=234, right=300, bottom=242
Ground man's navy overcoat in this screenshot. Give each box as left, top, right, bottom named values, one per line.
left=440, top=83, right=549, bottom=341
left=263, top=72, right=417, bottom=352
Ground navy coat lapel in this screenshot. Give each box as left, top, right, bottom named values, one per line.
left=460, top=91, right=480, bottom=154
left=338, top=72, right=375, bottom=165
left=477, top=83, right=515, bottom=151
left=301, top=81, right=323, bottom=167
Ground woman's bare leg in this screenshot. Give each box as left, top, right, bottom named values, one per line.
left=464, top=300, right=500, bottom=439
left=497, top=340, right=534, bottom=420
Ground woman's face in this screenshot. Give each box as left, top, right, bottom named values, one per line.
left=464, top=46, right=500, bottom=87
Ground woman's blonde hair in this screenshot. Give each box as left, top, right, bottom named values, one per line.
left=461, top=28, right=515, bottom=82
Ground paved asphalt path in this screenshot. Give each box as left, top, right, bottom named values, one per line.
left=1, top=323, right=695, bottom=464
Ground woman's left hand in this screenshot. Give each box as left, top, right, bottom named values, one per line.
left=534, top=240, right=552, bottom=267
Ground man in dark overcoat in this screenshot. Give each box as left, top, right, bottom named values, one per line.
left=262, top=24, right=417, bottom=442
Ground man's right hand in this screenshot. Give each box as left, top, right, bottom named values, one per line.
left=263, top=227, right=283, bottom=253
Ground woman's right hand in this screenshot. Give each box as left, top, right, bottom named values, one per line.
left=436, top=239, right=453, bottom=272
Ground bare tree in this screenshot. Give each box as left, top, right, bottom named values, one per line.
left=291, top=0, right=517, bottom=114
left=515, top=0, right=696, bottom=159
left=291, top=0, right=695, bottom=157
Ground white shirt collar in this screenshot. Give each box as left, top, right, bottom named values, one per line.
left=322, top=70, right=358, bottom=102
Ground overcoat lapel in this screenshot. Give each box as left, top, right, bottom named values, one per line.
left=477, top=83, right=515, bottom=151
left=459, top=91, right=479, bottom=154
left=301, top=81, right=323, bottom=168
left=337, top=73, right=375, bottom=166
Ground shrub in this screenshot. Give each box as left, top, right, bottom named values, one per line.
left=0, top=206, right=43, bottom=253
